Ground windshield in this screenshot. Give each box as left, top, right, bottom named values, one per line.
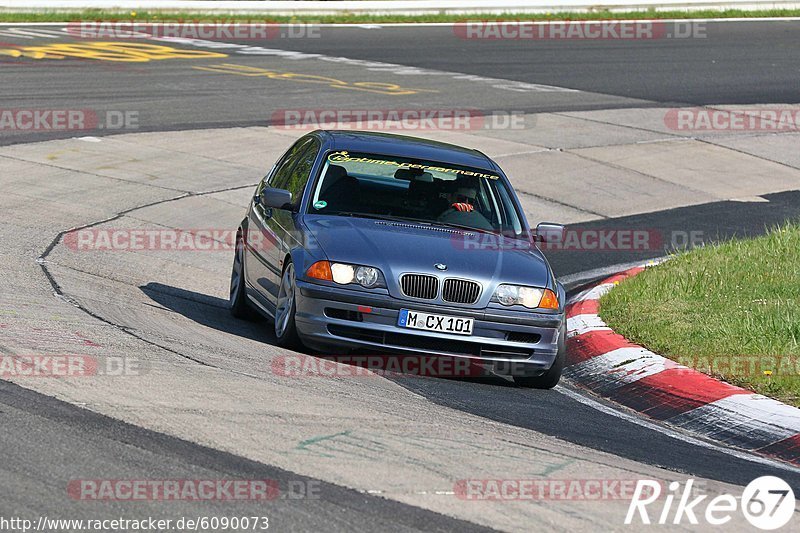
left=308, top=151, right=525, bottom=236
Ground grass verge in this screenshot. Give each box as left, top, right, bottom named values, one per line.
left=600, top=223, right=800, bottom=407
left=0, top=9, right=800, bottom=24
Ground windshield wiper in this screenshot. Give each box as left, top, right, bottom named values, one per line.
left=336, top=212, right=434, bottom=225
left=427, top=220, right=499, bottom=236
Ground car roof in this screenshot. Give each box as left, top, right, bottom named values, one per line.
left=315, top=130, right=500, bottom=173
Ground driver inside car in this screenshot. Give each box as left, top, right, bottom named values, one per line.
left=437, top=182, right=494, bottom=231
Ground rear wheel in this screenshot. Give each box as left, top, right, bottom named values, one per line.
left=275, top=261, right=303, bottom=349
left=515, top=322, right=566, bottom=389
left=229, top=232, right=255, bottom=319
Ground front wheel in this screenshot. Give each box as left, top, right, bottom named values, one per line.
left=515, top=322, right=566, bottom=389
left=229, top=232, right=255, bottom=319
left=275, top=261, right=303, bottom=349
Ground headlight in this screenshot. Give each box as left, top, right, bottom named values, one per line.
left=495, top=284, right=521, bottom=306
left=330, top=263, right=355, bottom=284
left=307, top=261, right=385, bottom=288
left=493, top=284, right=559, bottom=309
left=354, top=266, right=380, bottom=288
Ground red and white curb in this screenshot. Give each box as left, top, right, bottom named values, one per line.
left=565, top=264, right=800, bottom=466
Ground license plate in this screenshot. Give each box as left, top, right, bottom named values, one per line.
left=397, top=309, right=474, bottom=336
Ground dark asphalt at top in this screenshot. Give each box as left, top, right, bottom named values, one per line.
left=265, top=21, right=800, bottom=106
left=2, top=20, right=800, bottom=528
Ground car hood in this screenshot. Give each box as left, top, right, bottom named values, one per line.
left=303, top=215, right=552, bottom=294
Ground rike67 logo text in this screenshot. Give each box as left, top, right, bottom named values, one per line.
left=626, top=477, right=795, bottom=530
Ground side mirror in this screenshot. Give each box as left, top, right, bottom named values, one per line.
left=260, top=187, right=293, bottom=210
left=534, top=222, right=565, bottom=244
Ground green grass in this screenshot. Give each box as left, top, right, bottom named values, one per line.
left=1, top=9, right=800, bottom=23
left=600, top=223, right=800, bottom=406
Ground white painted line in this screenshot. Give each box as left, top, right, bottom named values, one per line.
left=340, top=17, right=800, bottom=25
left=556, top=384, right=800, bottom=474
left=730, top=196, right=770, bottom=202
left=145, top=33, right=580, bottom=94
left=371, top=17, right=800, bottom=24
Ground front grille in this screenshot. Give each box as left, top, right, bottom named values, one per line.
left=442, top=278, right=481, bottom=304
left=327, top=325, right=533, bottom=360
left=400, top=274, right=438, bottom=300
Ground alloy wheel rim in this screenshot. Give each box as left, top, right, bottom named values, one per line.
left=229, top=237, right=243, bottom=306
left=275, top=263, right=295, bottom=337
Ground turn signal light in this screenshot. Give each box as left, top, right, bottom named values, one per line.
left=539, top=289, right=559, bottom=310
left=306, top=260, right=333, bottom=281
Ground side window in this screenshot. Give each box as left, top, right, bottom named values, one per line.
left=284, top=138, right=320, bottom=205
left=255, top=163, right=276, bottom=197
left=270, top=139, right=308, bottom=190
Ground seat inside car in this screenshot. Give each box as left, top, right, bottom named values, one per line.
left=396, top=168, right=448, bottom=218
left=320, top=164, right=361, bottom=212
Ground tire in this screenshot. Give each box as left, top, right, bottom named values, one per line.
left=229, top=231, right=255, bottom=319
left=274, top=260, right=303, bottom=349
left=515, top=321, right=566, bottom=389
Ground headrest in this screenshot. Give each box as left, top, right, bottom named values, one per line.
left=326, top=164, right=348, bottom=181
left=394, top=167, right=422, bottom=180
left=395, top=168, right=434, bottom=183
left=455, top=187, right=477, bottom=199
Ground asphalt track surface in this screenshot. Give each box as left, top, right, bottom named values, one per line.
left=238, top=21, right=800, bottom=105
left=1, top=21, right=800, bottom=531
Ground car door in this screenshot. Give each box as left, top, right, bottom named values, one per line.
left=267, top=137, right=321, bottom=302
left=245, top=136, right=320, bottom=308
left=245, top=139, right=308, bottom=306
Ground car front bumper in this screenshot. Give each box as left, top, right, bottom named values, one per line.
left=293, top=280, right=563, bottom=376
